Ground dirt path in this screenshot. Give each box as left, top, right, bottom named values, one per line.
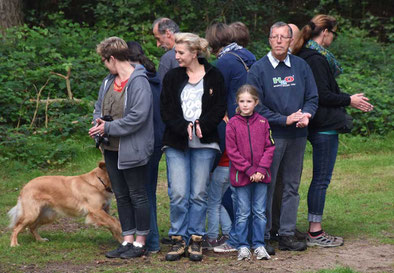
left=15, top=238, right=393, bottom=273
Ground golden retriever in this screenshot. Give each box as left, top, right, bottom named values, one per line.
left=8, top=162, right=122, bottom=247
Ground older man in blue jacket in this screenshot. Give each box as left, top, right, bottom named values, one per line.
left=247, top=22, right=318, bottom=252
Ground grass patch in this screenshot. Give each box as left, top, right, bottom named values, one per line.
left=0, top=134, right=393, bottom=272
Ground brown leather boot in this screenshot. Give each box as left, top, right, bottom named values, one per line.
left=165, top=236, right=186, bottom=261
left=188, top=235, right=203, bottom=262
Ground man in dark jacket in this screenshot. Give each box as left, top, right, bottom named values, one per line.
left=247, top=22, right=318, bottom=252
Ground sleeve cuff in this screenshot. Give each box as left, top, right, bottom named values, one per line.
left=104, top=122, right=110, bottom=135
left=280, top=116, right=287, bottom=127
left=256, top=167, right=267, bottom=176
left=245, top=166, right=257, bottom=177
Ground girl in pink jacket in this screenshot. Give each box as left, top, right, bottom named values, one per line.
left=226, top=84, right=275, bottom=261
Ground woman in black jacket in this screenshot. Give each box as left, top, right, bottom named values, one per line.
left=293, top=14, right=373, bottom=247
left=160, top=32, right=226, bottom=262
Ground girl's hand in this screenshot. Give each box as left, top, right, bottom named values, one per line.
left=187, top=123, right=193, bottom=140
left=255, top=172, right=265, bottom=182
left=250, top=172, right=265, bottom=182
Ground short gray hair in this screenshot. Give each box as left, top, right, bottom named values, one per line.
left=269, top=21, right=293, bottom=38
left=152, top=18, right=179, bottom=34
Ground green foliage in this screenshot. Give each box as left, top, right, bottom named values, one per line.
left=331, top=27, right=394, bottom=136
left=0, top=127, right=79, bottom=168
left=1, top=3, right=393, bottom=169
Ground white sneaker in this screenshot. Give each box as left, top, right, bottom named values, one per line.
left=237, top=247, right=251, bottom=261
left=213, top=242, right=237, bottom=253
left=254, top=246, right=271, bottom=260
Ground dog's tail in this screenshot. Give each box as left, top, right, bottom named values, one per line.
left=8, top=199, right=22, bottom=229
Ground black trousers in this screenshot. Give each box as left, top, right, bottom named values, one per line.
left=104, top=150, right=150, bottom=236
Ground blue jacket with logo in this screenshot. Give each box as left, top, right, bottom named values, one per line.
left=247, top=53, right=318, bottom=138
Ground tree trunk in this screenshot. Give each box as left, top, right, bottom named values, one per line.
left=0, top=0, right=23, bottom=30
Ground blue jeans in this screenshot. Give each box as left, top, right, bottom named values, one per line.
left=165, top=147, right=216, bottom=241
left=145, top=146, right=163, bottom=252
left=234, top=183, right=268, bottom=249
left=206, top=166, right=232, bottom=239
left=307, top=132, right=339, bottom=223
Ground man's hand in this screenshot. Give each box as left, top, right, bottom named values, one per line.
left=286, top=109, right=303, bottom=125
left=296, top=112, right=312, bottom=128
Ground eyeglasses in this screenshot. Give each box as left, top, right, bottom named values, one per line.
left=101, top=57, right=109, bottom=63
left=329, top=30, right=338, bottom=38
left=269, top=35, right=292, bottom=41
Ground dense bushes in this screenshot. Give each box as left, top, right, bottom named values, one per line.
left=331, top=28, right=394, bottom=136
left=0, top=8, right=392, bottom=168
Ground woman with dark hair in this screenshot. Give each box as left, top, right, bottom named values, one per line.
left=293, top=15, right=373, bottom=247
left=205, top=22, right=260, bottom=254
left=206, top=23, right=256, bottom=118
left=89, top=37, right=153, bottom=259
left=229, top=21, right=250, bottom=48
left=126, top=41, right=164, bottom=254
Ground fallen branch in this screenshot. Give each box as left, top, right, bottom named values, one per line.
left=51, top=67, right=73, bottom=99
left=29, top=98, right=86, bottom=104
left=45, top=91, right=51, bottom=128
left=30, top=77, right=51, bottom=128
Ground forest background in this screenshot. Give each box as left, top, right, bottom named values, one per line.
left=0, top=1, right=393, bottom=272
left=0, top=0, right=393, bottom=168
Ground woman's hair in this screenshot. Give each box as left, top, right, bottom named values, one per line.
left=205, top=23, right=233, bottom=55
left=235, top=84, right=259, bottom=114
left=229, top=21, right=250, bottom=47
left=175, top=32, right=210, bottom=58
left=126, top=41, right=156, bottom=73
left=292, top=14, right=337, bottom=55
left=96, top=37, right=129, bottom=61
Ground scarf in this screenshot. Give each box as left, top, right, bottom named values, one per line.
left=306, top=40, right=343, bottom=77
left=218, top=42, right=243, bottom=59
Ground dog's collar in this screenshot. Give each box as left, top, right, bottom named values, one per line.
left=97, top=176, right=113, bottom=193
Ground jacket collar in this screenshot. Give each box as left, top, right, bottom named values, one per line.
left=179, top=57, right=213, bottom=77
left=234, top=112, right=259, bottom=123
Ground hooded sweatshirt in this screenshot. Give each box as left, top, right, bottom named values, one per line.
left=93, top=65, right=154, bottom=169
left=146, top=70, right=165, bottom=148
left=226, top=112, right=275, bottom=187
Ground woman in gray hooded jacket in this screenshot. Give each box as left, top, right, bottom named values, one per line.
left=89, top=37, right=154, bottom=259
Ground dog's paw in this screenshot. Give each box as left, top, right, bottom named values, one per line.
left=38, top=237, right=49, bottom=242
left=10, top=242, right=20, bottom=247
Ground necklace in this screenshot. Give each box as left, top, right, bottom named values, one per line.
left=114, top=77, right=129, bottom=92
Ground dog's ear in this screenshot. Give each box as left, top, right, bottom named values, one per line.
left=98, top=161, right=106, bottom=170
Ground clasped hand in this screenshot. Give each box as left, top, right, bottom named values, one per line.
left=286, top=109, right=311, bottom=128
left=250, top=172, right=265, bottom=182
